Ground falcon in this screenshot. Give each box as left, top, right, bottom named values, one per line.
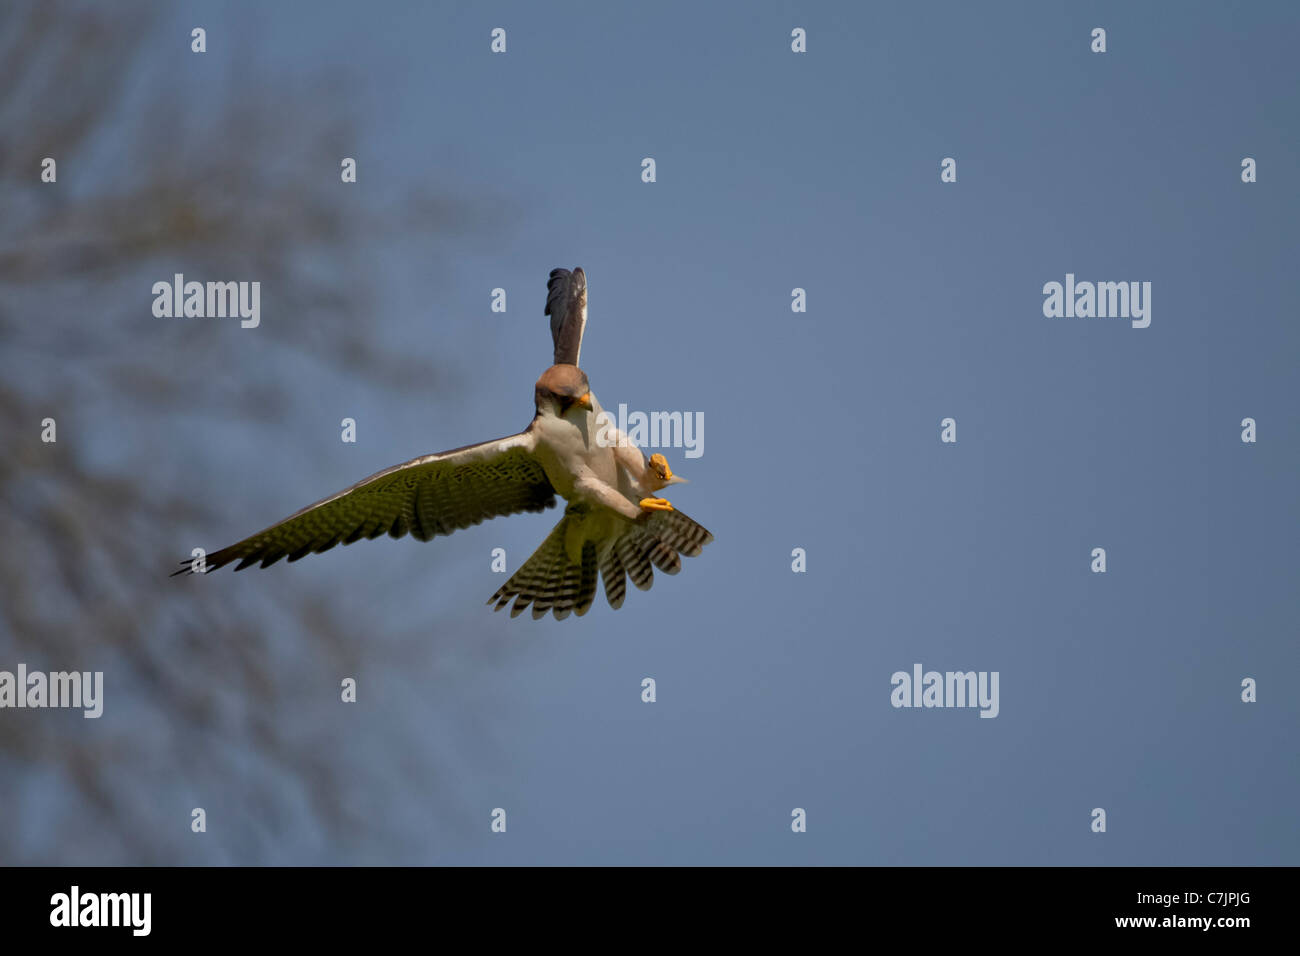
left=172, top=267, right=712, bottom=619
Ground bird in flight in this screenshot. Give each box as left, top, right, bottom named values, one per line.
left=173, top=267, right=712, bottom=619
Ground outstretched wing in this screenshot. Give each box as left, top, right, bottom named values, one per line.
left=174, top=431, right=555, bottom=575
left=545, top=266, right=587, bottom=366
left=488, top=505, right=713, bottom=619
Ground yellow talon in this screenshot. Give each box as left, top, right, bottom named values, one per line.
left=648, top=453, right=674, bottom=482
left=639, top=497, right=674, bottom=512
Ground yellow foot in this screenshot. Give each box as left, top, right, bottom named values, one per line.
left=639, top=497, right=674, bottom=512
left=648, top=453, right=674, bottom=482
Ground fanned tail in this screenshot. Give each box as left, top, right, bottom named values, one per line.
left=488, top=506, right=713, bottom=620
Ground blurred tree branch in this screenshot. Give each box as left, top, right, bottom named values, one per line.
left=0, top=1, right=500, bottom=863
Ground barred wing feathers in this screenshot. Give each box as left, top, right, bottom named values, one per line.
left=174, top=431, right=555, bottom=575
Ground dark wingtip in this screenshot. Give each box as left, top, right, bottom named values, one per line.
left=170, top=558, right=206, bottom=578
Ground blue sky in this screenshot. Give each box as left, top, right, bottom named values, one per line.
left=47, top=0, right=1297, bottom=863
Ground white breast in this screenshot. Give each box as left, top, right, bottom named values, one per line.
left=533, top=404, right=620, bottom=502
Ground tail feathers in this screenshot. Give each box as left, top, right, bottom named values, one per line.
left=642, top=507, right=713, bottom=557
left=599, top=546, right=628, bottom=609
left=488, top=507, right=713, bottom=619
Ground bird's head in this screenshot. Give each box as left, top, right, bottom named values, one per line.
left=534, top=363, right=593, bottom=420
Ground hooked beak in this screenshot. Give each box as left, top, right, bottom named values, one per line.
left=574, top=392, right=592, bottom=410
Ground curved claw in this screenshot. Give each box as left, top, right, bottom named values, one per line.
left=648, top=453, right=674, bottom=481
